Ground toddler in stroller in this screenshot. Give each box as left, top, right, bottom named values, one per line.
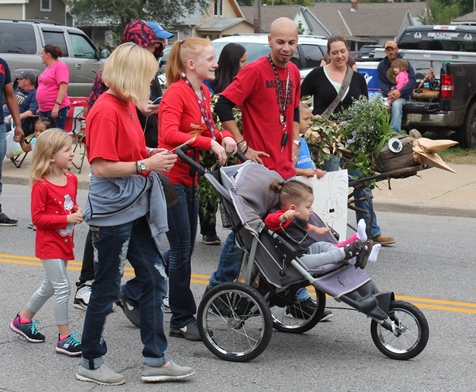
left=265, top=179, right=381, bottom=270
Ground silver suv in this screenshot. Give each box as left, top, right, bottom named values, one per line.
left=212, top=34, right=328, bottom=80
left=0, top=19, right=109, bottom=96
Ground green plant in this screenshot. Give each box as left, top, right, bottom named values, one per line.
left=336, top=95, right=395, bottom=179
left=303, top=116, right=344, bottom=166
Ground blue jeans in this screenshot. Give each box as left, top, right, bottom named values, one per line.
left=39, top=106, right=69, bottom=130
left=348, top=168, right=381, bottom=239
left=390, top=98, right=406, bottom=134
left=164, top=184, right=198, bottom=328
left=80, top=216, right=169, bottom=369
left=209, top=231, right=243, bottom=287
left=0, top=123, right=6, bottom=197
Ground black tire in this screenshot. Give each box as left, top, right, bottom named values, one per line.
left=371, top=300, right=429, bottom=360
left=457, top=101, right=476, bottom=148
left=271, top=285, right=326, bottom=334
left=197, top=282, right=273, bottom=362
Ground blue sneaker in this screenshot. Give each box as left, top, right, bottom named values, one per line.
left=10, top=314, right=45, bottom=343
left=56, top=331, right=82, bottom=356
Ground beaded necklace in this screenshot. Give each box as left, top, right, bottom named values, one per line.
left=183, top=75, right=216, bottom=140
left=268, top=55, right=291, bottom=152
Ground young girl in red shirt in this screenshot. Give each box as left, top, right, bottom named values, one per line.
left=10, top=128, right=83, bottom=356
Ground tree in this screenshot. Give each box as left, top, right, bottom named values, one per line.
left=68, top=0, right=210, bottom=31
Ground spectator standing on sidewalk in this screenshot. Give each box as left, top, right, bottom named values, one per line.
left=0, top=56, right=23, bottom=226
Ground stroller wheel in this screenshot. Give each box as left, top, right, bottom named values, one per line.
left=197, top=282, right=273, bottom=362
left=271, top=285, right=326, bottom=334
left=370, top=300, right=429, bottom=360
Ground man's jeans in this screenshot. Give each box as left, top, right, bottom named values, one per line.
left=390, top=97, right=406, bottom=134
left=80, top=216, right=169, bottom=369
left=0, top=123, right=6, bottom=196
left=209, top=231, right=243, bottom=287
left=348, top=168, right=381, bottom=239
left=39, top=107, right=69, bottom=130
left=164, top=184, right=198, bottom=328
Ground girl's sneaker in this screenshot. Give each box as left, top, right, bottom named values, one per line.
left=56, top=331, right=82, bottom=357
left=10, top=314, right=45, bottom=343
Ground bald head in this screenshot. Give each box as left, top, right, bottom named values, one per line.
left=268, top=17, right=298, bottom=68
left=270, top=17, right=298, bottom=37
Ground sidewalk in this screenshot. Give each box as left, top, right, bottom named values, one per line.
left=2, top=151, right=476, bottom=218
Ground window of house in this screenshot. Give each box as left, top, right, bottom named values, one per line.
left=41, top=0, right=51, bottom=12
left=214, top=0, right=223, bottom=16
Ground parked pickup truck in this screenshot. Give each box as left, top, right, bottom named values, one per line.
left=0, top=19, right=109, bottom=97
left=356, top=25, right=476, bottom=148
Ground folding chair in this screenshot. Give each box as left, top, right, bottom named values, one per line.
left=64, top=98, right=89, bottom=174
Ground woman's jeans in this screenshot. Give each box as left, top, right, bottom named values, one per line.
left=164, top=184, right=198, bottom=328
left=80, top=216, right=169, bottom=369
left=39, top=106, right=69, bottom=130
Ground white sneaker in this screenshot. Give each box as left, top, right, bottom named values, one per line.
left=74, top=281, right=93, bottom=310
left=163, top=296, right=171, bottom=313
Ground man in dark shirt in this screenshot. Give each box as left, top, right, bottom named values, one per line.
left=3, top=69, right=38, bottom=136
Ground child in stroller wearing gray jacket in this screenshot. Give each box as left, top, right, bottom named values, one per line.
left=265, top=179, right=381, bottom=270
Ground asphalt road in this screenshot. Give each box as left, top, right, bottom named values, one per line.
left=0, top=184, right=475, bottom=391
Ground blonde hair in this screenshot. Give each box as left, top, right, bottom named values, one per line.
left=166, top=38, right=212, bottom=86
left=269, top=179, right=313, bottom=208
left=299, top=102, right=311, bottom=112
left=391, top=58, right=409, bottom=72
left=102, top=42, right=158, bottom=106
left=30, top=129, right=72, bottom=184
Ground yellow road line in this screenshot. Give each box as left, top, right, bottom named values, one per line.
left=2, top=254, right=475, bottom=314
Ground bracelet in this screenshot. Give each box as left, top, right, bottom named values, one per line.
left=55, top=101, right=61, bottom=106
left=237, top=139, right=246, bottom=146
left=243, top=144, right=249, bottom=154
left=148, top=148, right=156, bottom=157
left=239, top=140, right=248, bottom=153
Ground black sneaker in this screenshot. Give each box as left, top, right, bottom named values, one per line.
left=116, top=292, right=140, bottom=328
left=204, top=285, right=232, bottom=317
left=0, top=213, right=18, bottom=226
left=170, top=318, right=201, bottom=341
left=10, top=314, right=45, bottom=343
left=285, top=297, right=316, bottom=320
left=202, top=235, right=221, bottom=245
left=56, top=331, right=82, bottom=357
left=319, top=309, right=334, bottom=322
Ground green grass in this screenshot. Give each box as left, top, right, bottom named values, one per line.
left=438, top=147, right=476, bottom=165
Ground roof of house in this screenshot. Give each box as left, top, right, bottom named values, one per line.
left=452, top=11, right=476, bottom=23
left=196, top=17, right=249, bottom=30
left=241, top=3, right=427, bottom=37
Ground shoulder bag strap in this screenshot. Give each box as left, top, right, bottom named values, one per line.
left=321, top=67, right=354, bottom=120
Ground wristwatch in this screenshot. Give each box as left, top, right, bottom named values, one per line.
left=136, top=160, right=146, bottom=173
left=293, top=139, right=301, bottom=148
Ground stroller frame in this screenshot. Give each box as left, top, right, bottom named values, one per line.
left=182, top=155, right=429, bottom=363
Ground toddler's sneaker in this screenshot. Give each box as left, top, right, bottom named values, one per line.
left=56, top=331, right=82, bottom=356
left=9, top=314, right=45, bottom=343
left=74, top=280, right=93, bottom=310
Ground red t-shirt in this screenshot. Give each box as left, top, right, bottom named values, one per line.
left=86, top=93, right=148, bottom=164
left=158, top=79, right=232, bottom=186
left=221, top=56, right=301, bottom=179
left=31, top=173, right=78, bottom=260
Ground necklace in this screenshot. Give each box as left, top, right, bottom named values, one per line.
left=183, top=75, right=216, bottom=139
left=110, top=91, right=135, bottom=121
left=268, top=55, right=291, bottom=153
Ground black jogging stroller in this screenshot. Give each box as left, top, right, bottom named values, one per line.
left=179, top=154, right=429, bottom=363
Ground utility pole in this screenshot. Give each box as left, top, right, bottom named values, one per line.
left=254, top=0, right=261, bottom=33
left=426, top=0, right=430, bottom=25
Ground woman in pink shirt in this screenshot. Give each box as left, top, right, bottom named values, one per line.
left=36, top=44, right=70, bottom=130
